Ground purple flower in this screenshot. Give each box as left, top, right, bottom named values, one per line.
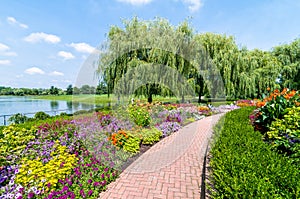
left=87, top=179, right=92, bottom=184
left=88, top=190, right=93, bottom=196
left=28, top=192, right=35, bottom=199
left=80, top=189, right=85, bottom=198
left=93, top=182, right=100, bottom=187
left=62, top=186, right=69, bottom=192
left=93, top=167, right=99, bottom=171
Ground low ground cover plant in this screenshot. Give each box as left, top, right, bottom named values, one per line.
left=210, top=107, right=300, bottom=198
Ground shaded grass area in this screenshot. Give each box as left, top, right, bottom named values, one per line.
left=34, top=95, right=181, bottom=105
left=209, top=107, right=300, bottom=198
left=34, top=95, right=232, bottom=106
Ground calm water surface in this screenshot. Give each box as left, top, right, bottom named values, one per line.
left=0, top=96, right=95, bottom=125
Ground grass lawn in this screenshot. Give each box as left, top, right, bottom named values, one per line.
left=34, top=94, right=180, bottom=105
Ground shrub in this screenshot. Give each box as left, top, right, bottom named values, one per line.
left=123, top=134, right=140, bottom=154
left=8, top=113, right=28, bottom=124
left=73, top=110, right=89, bottom=115
left=267, top=106, right=300, bottom=162
left=132, top=127, right=162, bottom=145
left=128, top=105, right=151, bottom=127
left=254, top=88, right=300, bottom=133
left=34, top=111, right=50, bottom=120
left=210, top=107, right=300, bottom=198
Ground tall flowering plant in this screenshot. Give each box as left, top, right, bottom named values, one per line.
left=253, top=88, right=300, bottom=133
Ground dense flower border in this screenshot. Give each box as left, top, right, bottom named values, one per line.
left=0, top=103, right=239, bottom=198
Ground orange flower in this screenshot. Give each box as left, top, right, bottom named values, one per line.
left=267, top=87, right=270, bottom=91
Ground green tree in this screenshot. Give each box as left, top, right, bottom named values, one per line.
left=99, top=17, right=203, bottom=103
left=66, top=84, right=73, bottom=95
left=49, top=86, right=59, bottom=95
left=272, top=38, right=300, bottom=90
left=96, top=81, right=108, bottom=95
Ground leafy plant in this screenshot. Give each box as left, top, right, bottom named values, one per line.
left=123, top=134, right=140, bottom=154
left=210, top=107, right=300, bottom=198
left=8, top=113, right=29, bottom=124
left=128, top=105, right=151, bottom=127
left=254, top=88, right=300, bottom=133
left=34, top=111, right=50, bottom=120
left=267, top=106, right=300, bottom=162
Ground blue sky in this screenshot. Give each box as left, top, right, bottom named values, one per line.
left=0, top=0, right=299, bottom=89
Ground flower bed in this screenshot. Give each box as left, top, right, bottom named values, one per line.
left=0, top=102, right=237, bottom=198
left=250, top=88, right=300, bottom=164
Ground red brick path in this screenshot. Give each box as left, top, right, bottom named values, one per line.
left=99, top=113, right=224, bottom=199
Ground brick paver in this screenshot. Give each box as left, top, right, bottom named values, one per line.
left=99, top=113, right=224, bottom=199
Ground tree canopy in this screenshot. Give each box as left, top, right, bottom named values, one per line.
left=98, top=17, right=300, bottom=102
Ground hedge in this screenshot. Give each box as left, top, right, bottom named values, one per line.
left=209, top=107, right=300, bottom=198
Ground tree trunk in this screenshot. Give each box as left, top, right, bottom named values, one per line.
left=148, top=94, right=153, bottom=103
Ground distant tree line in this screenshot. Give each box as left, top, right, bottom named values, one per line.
left=0, top=82, right=108, bottom=96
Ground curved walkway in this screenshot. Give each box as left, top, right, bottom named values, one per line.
left=99, top=113, right=225, bottom=199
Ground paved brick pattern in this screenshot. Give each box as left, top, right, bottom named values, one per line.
left=99, top=114, right=224, bottom=199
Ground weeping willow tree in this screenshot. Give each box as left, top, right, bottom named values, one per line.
left=97, top=17, right=216, bottom=103
left=272, top=38, right=300, bottom=90
left=193, top=33, right=281, bottom=99
left=97, top=17, right=290, bottom=102
left=194, top=33, right=243, bottom=98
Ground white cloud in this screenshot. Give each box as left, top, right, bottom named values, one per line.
left=57, top=51, right=75, bottom=60
left=0, top=60, right=11, bottom=65
left=0, top=43, right=10, bottom=51
left=117, top=0, right=153, bottom=5
left=182, top=0, right=203, bottom=12
left=49, top=71, right=64, bottom=76
left=24, top=67, right=45, bottom=75
left=24, top=32, right=61, bottom=44
left=0, top=43, right=17, bottom=56
left=7, top=16, right=28, bottom=29
left=69, top=42, right=96, bottom=54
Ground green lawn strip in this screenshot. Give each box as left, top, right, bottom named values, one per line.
left=209, top=107, right=300, bottom=199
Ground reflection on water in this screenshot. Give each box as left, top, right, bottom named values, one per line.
left=66, top=101, right=73, bottom=111
left=50, top=101, right=59, bottom=110
left=81, top=103, right=94, bottom=110
left=0, top=96, right=98, bottom=125
left=72, top=102, right=80, bottom=110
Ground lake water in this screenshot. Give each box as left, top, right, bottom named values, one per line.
left=0, top=96, right=95, bottom=125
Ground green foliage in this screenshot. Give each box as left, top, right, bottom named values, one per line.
left=210, top=107, right=300, bottom=198
left=73, top=110, right=89, bottom=115
left=34, top=111, right=50, bottom=120
left=123, top=133, right=140, bottom=154
left=267, top=106, right=300, bottom=162
left=0, top=125, right=36, bottom=166
left=8, top=113, right=29, bottom=124
left=255, top=92, right=300, bottom=133
left=273, top=38, right=300, bottom=90
left=134, top=127, right=162, bottom=145
left=128, top=105, right=151, bottom=127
